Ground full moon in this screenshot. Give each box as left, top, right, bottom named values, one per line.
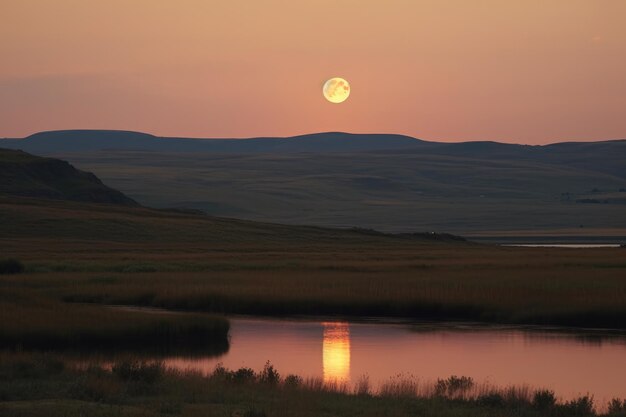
left=323, top=77, right=350, bottom=103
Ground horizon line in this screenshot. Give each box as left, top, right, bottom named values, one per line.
left=1, top=128, right=625, bottom=147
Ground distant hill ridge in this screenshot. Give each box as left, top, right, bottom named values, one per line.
left=2, top=129, right=624, bottom=156
left=1, top=130, right=625, bottom=234
left=2, top=129, right=625, bottom=179
left=1, top=130, right=431, bottom=153
left=0, top=148, right=138, bottom=206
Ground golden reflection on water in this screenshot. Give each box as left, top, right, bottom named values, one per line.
left=322, top=322, right=351, bottom=383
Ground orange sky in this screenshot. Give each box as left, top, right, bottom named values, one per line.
left=1, top=1, right=625, bottom=143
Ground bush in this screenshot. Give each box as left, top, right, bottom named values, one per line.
left=112, top=360, right=164, bottom=384
left=608, top=399, right=626, bottom=415
left=533, top=389, right=557, bottom=410
left=0, top=259, right=24, bottom=275
left=477, top=393, right=505, bottom=407
left=560, top=395, right=595, bottom=416
left=434, top=375, right=474, bottom=398
left=259, top=361, right=280, bottom=386
left=232, top=367, right=256, bottom=384
left=211, top=363, right=233, bottom=382
left=283, top=374, right=302, bottom=389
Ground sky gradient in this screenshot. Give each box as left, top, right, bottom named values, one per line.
left=1, top=0, right=625, bottom=143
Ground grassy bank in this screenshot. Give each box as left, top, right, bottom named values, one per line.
left=0, top=290, right=229, bottom=354
left=1, top=354, right=625, bottom=417
left=73, top=268, right=626, bottom=328
left=5, top=257, right=626, bottom=328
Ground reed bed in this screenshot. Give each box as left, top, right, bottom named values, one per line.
left=0, top=292, right=229, bottom=354
left=21, top=263, right=626, bottom=328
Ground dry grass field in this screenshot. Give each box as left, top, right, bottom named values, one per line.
left=2, top=196, right=626, bottom=329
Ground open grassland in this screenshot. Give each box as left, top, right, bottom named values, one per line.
left=50, top=148, right=626, bottom=234
left=2, top=197, right=626, bottom=329
left=1, top=354, right=624, bottom=417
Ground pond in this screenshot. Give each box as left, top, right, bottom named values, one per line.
left=160, top=317, right=626, bottom=404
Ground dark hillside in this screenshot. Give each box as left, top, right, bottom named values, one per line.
left=0, top=148, right=138, bottom=206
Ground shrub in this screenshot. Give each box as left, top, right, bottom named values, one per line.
left=560, top=395, right=595, bottom=416
left=434, top=375, right=474, bottom=398
left=533, top=389, right=557, bottom=410
left=0, top=259, right=24, bottom=275
left=211, top=363, right=231, bottom=381
left=477, top=393, right=505, bottom=407
left=232, top=367, right=256, bottom=384
left=283, top=374, right=302, bottom=389
left=608, top=399, right=626, bottom=415
left=112, top=360, right=164, bottom=384
left=259, top=361, right=280, bottom=386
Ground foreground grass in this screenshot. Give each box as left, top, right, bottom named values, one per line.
left=1, top=354, right=625, bottom=417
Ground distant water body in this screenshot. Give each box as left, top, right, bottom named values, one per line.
left=503, top=244, right=621, bottom=248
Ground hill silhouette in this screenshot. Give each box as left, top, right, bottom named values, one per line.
left=0, top=148, right=138, bottom=206
left=1, top=130, right=429, bottom=153
left=3, top=129, right=624, bottom=178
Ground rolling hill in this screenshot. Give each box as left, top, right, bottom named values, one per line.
left=2, top=130, right=625, bottom=238
left=0, top=148, right=463, bottom=245
left=0, top=130, right=431, bottom=153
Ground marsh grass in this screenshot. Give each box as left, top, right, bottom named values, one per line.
left=3, top=247, right=626, bottom=330
left=0, top=356, right=620, bottom=417
left=0, top=293, right=229, bottom=354
left=40, top=265, right=626, bottom=328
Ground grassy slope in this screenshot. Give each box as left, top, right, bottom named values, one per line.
left=52, top=149, right=626, bottom=235
left=2, top=196, right=626, bottom=328
left=0, top=148, right=137, bottom=206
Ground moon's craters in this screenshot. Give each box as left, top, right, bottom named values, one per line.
left=323, top=78, right=350, bottom=103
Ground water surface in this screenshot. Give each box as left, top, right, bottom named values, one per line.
left=164, top=317, right=626, bottom=404
left=503, top=244, right=621, bottom=248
